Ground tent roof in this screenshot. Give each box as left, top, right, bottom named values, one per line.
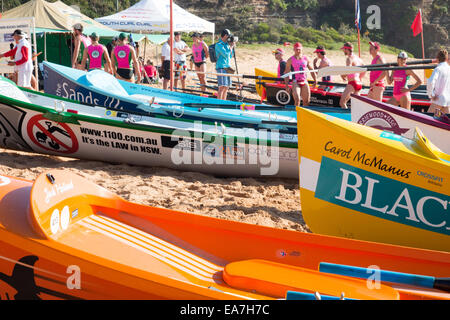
left=2, top=0, right=72, bottom=30
left=95, top=0, right=215, bottom=34
left=2, top=0, right=166, bottom=44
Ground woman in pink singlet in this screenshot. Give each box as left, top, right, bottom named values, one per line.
left=386, top=51, right=422, bottom=110
left=367, top=41, right=387, bottom=101
left=191, top=32, right=209, bottom=92
left=284, top=42, right=316, bottom=107
left=111, top=33, right=141, bottom=83
left=81, top=33, right=113, bottom=74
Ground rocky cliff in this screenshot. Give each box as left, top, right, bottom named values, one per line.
left=181, top=0, right=449, bottom=57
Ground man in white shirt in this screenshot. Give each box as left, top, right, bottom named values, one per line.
left=160, top=35, right=172, bottom=90
left=427, top=49, right=450, bottom=114
left=173, top=32, right=189, bottom=90
left=0, top=29, right=33, bottom=90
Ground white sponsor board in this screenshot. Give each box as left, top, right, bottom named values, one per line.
left=0, top=17, right=37, bottom=80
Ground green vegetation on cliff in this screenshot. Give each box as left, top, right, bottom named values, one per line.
left=3, top=0, right=448, bottom=57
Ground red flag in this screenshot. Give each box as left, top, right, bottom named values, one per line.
left=411, top=9, right=423, bottom=37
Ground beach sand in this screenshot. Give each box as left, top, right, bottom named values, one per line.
left=0, top=45, right=424, bottom=232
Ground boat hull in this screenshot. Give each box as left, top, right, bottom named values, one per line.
left=254, top=69, right=431, bottom=112
left=351, top=95, right=450, bottom=154
left=0, top=82, right=298, bottom=178
left=0, top=171, right=449, bottom=300
left=297, top=107, right=450, bottom=252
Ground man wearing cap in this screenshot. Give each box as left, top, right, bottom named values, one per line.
left=0, top=29, right=33, bottom=90
left=313, top=45, right=332, bottom=90
left=215, top=29, right=235, bottom=100
left=173, top=32, right=189, bottom=91
left=339, top=42, right=365, bottom=109
left=284, top=42, right=316, bottom=107
left=427, top=49, right=449, bottom=114
left=191, top=32, right=209, bottom=92
left=368, top=41, right=387, bottom=101
left=273, top=48, right=286, bottom=82
left=80, top=32, right=113, bottom=74
left=111, top=33, right=141, bottom=83
left=386, top=51, right=422, bottom=110
left=70, top=23, right=91, bottom=70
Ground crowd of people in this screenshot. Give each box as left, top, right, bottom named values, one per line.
left=273, top=40, right=449, bottom=113
left=0, top=23, right=448, bottom=113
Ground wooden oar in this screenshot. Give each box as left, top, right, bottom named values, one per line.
left=319, top=262, right=450, bottom=292
left=317, top=65, right=437, bottom=78
left=360, top=58, right=433, bottom=69
left=178, top=69, right=282, bottom=81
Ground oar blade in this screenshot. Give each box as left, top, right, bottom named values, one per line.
left=318, top=66, right=366, bottom=78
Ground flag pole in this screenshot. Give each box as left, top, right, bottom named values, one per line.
left=355, top=0, right=361, bottom=57
left=419, top=9, right=426, bottom=82
left=169, top=0, right=174, bottom=91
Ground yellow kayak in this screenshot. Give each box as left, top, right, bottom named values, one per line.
left=297, top=107, right=450, bottom=252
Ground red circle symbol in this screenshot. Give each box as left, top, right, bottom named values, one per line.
left=27, top=115, right=79, bottom=154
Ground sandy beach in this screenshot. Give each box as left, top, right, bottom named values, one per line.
left=0, top=45, right=423, bottom=233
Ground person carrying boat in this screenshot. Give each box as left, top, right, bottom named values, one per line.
left=70, top=23, right=91, bottom=70
left=386, top=52, right=422, bottom=110
left=427, top=49, right=450, bottom=114
left=0, top=29, right=33, bottom=90
left=80, top=32, right=113, bottom=74
left=111, top=33, right=141, bottom=84
left=284, top=42, right=317, bottom=107
left=339, top=42, right=365, bottom=109
left=191, top=32, right=209, bottom=92
left=273, top=48, right=286, bottom=83
left=215, top=29, right=235, bottom=100
left=367, top=41, right=387, bottom=101
left=313, top=45, right=332, bottom=90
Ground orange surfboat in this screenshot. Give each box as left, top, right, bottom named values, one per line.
left=0, top=170, right=449, bottom=300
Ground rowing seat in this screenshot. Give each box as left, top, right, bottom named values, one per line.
left=222, top=259, right=399, bottom=300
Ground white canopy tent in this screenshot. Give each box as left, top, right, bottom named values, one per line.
left=95, top=0, right=215, bottom=34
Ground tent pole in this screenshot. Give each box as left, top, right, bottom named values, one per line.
left=44, top=32, right=47, bottom=61
left=32, top=18, right=39, bottom=91
left=170, top=0, right=174, bottom=91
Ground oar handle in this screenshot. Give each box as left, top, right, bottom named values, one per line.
left=286, top=291, right=356, bottom=300
left=319, top=262, right=450, bottom=292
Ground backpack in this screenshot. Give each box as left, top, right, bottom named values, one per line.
left=208, top=42, right=218, bottom=63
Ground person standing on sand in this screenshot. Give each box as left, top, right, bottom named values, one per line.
left=386, top=52, right=422, bottom=110
left=273, top=48, right=286, bottom=83
left=367, top=41, right=387, bottom=101
left=191, top=32, right=209, bottom=92
left=284, top=42, right=316, bottom=107
left=173, top=32, right=189, bottom=91
left=313, top=45, right=332, bottom=90
left=339, top=42, right=365, bottom=109
left=215, top=29, right=235, bottom=100
left=426, top=49, right=450, bottom=114
left=80, top=32, right=113, bottom=74
left=70, top=23, right=91, bottom=70
left=111, top=33, right=141, bottom=83
left=161, top=35, right=172, bottom=90
left=0, top=29, right=33, bottom=90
